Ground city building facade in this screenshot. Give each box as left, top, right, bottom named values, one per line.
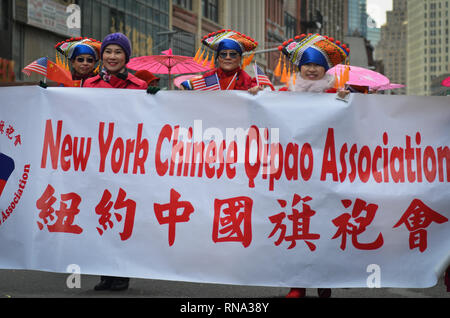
left=305, top=0, right=346, bottom=41
left=376, top=0, right=407, bottom=95
left=347, top=0, right=367, bottom=37
left=407, top=0, right=450, bottom=95
left=6, top=0, right=171, bottom=82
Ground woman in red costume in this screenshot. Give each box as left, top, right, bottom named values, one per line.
left=181, top=30, right=263, bottom=95
left=83, top=33, right=148, bottom=90
left=54, top=37, right=102, bottom=85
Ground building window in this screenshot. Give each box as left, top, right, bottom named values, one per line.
left=203, top=0, right=219, bottom=22
left=174, top=0, right=193, bottom=11
left=78, top=0, right=170, bottom=57
left=285, top=12, right=297, bottom=39
left=173, top=28, right=196, bottom=57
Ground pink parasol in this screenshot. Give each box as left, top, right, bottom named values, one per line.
left=327, top=64, right=390, bottom=89
left=127, top=49, right=212, bottom=89
left=442, top=77, right=450, bottom=87
left=376, top=83, right=406, bottom=91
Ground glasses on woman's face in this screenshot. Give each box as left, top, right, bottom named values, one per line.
left=219, top=51, right=240, bottom=59
left=76, top=57, right=95, bottom=63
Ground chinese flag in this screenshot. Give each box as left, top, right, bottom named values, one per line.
left=72, top=80, right=82, bottom=87
left=46, top=60, right=79, bottom=87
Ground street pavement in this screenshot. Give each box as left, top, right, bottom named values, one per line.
left=0, top=269, right=448, bottom=298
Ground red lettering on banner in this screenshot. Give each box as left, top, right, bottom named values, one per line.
left=226, top=141, right=238, bottom=179
left=268, top=194, right=320, bottom=250
left=154, top=125, right=238, bottom=180
left=320, top=130, right=450, bottom=185
left=245, top=126, right=261, bottom=188
left=31, top=185, right=448, bottom=254
left=393, top=199, right=448, bottom=252
left=154, top=124, right=171, bottom=176
left=41, top=120, right=62, bottom=170
left=36, top=184, right=83, bottom=234
left=0, top=120, right=22, bottom=148
left=332, top=198, right=384, bottom=250
left=213, top=196, right=253, bottom=247
left=5, top=125, right=14, bottom=140
left=321, top=128, right=338, bottom=181
left=14, top=135, right=21, bottom=146
left=153, top=189, right=195, bottom=246
left=95, top=188, right=137, bottom=241
left=268, top=142, right=283, bottom=191
left=205, top=140, right=217, bottom=178
left=98, top=122, right=149, bottom=174
left=41, top=120, right=91, bottom=171
left=99, top=122, right=114, bottom=172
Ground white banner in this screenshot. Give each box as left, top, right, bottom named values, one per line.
left=0, top=86, right=449, bottom=288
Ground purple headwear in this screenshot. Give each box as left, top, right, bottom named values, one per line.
left=100, top=33, right=132, bottom=63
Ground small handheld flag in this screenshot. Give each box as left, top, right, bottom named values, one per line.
left=254, top=63, right=275, bottom=91
left=22, top=57, right=49, bottom=77
left=23, top=57, right=80, bottom=87
left=191, top=73, right=221, bottom=91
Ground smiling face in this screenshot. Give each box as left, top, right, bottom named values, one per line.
left=217, top=49, right=241, bottom=72
left=299, top=63, right=326, bottom=81
left=102, top=44, right=126, bottom=74
left=71, top=54, right=96, bottom=76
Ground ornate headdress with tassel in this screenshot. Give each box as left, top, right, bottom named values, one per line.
left=275, top=33, right=350, bottom=87
left=193, top=29, right=258, bottom=69
left=54, top=37, right=102, bottom=73
left=278, top=33, right=350, bottom=71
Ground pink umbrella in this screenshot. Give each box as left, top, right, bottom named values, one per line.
left=327, top=64, right=390, bottom=89
left=442, top=77, right=450, bottom=87
left=127, top=49, right=212, bottom=89
left=376, top=83, right=406, bottom=91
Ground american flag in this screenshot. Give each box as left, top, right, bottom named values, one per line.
left=254, top=63, right=275, bottom=91
left=191, top=73, right=221, bottom=91
left=22, top=57, right=48, bottom=77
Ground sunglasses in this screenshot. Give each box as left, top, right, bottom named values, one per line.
left=76, top=57, right=95, bottom=63
left=218, top=51, right=240, bottom=59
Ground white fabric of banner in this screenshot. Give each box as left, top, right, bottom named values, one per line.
left=0, top=86, right=449, bottom=288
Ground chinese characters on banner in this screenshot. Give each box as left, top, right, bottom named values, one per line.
left=0, top=119, right=22, bottom=147
left=35, top=185, right=448, bottom=253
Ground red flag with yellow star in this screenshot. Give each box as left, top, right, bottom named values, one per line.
left=46, top=60, right=80, bottom=87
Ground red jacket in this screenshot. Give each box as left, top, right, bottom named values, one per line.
left=83, top=72, right=148, bottom=90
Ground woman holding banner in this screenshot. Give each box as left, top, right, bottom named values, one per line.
left=83, top=32, right=152, bottom=292
left=180, top=29, right=264, bottom=95
left=83, top=32, right=159, bottom=93
left=278, top=33, right=351, bottom=298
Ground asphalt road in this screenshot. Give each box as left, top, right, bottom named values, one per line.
left=0, top=269, right=448, bottom=298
